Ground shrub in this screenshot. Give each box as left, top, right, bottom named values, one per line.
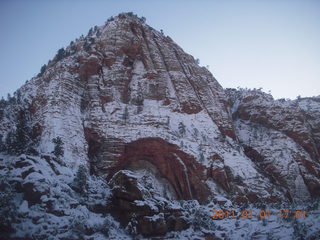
left=52, top=137, right=64, bottom=158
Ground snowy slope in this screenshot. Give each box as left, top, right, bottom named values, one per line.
left=0, top=13, right=319, bottom=239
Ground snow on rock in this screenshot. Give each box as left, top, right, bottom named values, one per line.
left=227, top=88, right=320, bottom=202
left=0, top=12, right=320, bottom=239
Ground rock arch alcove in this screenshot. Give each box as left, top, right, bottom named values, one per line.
left=109, top=137, right=210, bottom=204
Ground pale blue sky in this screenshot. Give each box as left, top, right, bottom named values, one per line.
left=1, top=0, right=319, bottom=99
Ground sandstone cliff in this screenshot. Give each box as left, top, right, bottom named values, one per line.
left=0, top=13, right=319, bottom=239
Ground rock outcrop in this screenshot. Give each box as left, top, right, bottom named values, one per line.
left=1, top=12, right=320, bottom=239
left=109, top=170, right=190, bottom=236
left=226, top=88, right=320, bottom=202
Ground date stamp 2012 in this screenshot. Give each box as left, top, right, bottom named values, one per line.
left=210, top=210, right=308, bottom=220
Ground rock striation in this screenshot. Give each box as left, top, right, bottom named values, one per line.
left=1, top=12, right=320, bottom=238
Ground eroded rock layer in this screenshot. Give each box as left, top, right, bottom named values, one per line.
left=1, top=13, right=319, bottom=215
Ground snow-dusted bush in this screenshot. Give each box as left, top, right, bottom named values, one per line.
left=0, top=171, right=17, bottom=238
left=51, top=137, right=64, bottom=159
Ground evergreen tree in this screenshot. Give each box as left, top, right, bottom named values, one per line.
left=137, top=105, right=143, bottom=114
left=5, top=131, right=15, bottom=154
left=15, top=112, right=30, bottom=153
left=7, top=93, right=15, bottom=104
left=15, top=90, right=21, bottom=104
left=136, top=91, right=144, bottom=113
left=132, top=83, right=144, bottom=114
left=5, top=112, right=31, bottom=155
left=136, top=83, right=144, bottom=103
left=193, top=127, right=199, bottom=138
left=88, top=27, right=93, bottom=36
left=178, top=122, right=186, bottom=136
left=199, top=152, right=205, bottom=163
left=38, top=64, right=47, bottom=77
left=122, top=106, right=129, bottom=122
left=280, top=151, right=284, bottom=158
left=0, top=97, right=6, bottom=105
left=83, top=40, right=91, bottom=51
left=253, top=128, right=258, bottom=138
left=166, top=117, right=170, bottom=126
left=72, top=165, right=88, bottom=196
left=293, top=219, right=307, bottom=239
left=56, top=48, right=66, bottom=61
left=0, top=171, right=17, bottom=236
left=0, top=137, right=5, bottom=152
left=0, top=97, right=6, bottom=121
left=202, top=133, right=207, bottom=142
left=5, top=108, right=40, bottom=155
left=52, top=137, right=64, bottom=158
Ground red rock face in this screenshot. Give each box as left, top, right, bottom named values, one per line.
left=207, top=165, right=230, bottom=193
left=78, top=56, right=102, bottom=81
left=233, top=92, right=319, bottom=162
left=84, top=127, right=211, bottom=203
left=227, top=89, right=320, bottom=200
left=109, top=137, right=210, bottom=204
left=2, top=13, right=320, bottom=208
left=78, top=14, right=236, bottom=140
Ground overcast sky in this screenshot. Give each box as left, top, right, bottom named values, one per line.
left=0, top=0, right=319, bottom=99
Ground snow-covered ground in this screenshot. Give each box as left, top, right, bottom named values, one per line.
left=1, top=153, right=319, bottom=240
